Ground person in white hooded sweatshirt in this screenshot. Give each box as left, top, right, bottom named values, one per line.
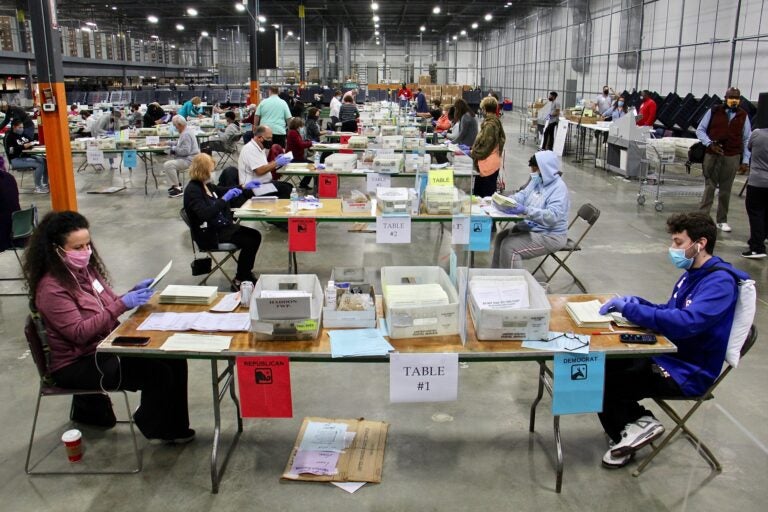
left=491, top=150, right=570, bottom=269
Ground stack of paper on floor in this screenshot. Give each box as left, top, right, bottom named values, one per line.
left=565, top=299, right=612, bottom=329
left=159, top=285, right=218, bottom=305
left=469, top=276, right=529, bottom=310
left=383, top=283, right=449, bottom=308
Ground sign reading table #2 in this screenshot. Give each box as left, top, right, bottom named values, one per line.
left=390, top=353, right=459, bottom=403
left=376, top=214, right=411, bottom=244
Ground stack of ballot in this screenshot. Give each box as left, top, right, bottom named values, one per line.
left=565, top=299, right=612, bottom=329
left=159, top=285, right=218, bottom=305
left=469, top=276, right=529, bottom=310
left=384, top=283, right=449, bottom=308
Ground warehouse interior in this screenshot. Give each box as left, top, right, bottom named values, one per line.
left=0, top=1, right=767, bottom=510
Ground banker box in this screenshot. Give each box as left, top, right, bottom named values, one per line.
left=325, top=152, right=358, bottom=172
left=250, top=274, right=323, bottom=341
left=323, top=267, right=378, bottom=329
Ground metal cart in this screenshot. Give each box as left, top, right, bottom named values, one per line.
left=637, top=140, right=705, bottom=212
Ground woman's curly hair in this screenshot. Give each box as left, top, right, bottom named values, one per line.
left=22, top=211, right=110, bottom=300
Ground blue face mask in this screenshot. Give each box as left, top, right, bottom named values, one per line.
left=617, top=101, right=624, bottom=107
left=668, top=242, right=699, bottom=269
left=530, top=172, right=543, bottom=186
left=13, top=128, right=23, bottom=135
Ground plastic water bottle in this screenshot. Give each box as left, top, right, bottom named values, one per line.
left=313, top=151, right=321, bottom=168
left=290, top=187, right=299, bottom=214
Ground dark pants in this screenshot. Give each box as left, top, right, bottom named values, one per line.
left=746, top=184, right=768, bottom=253
left=272, top=134, right=286, bottom=148
left=340, top=120, right=358, bottom=132
left=699, top=153, right=739, bottom=223
left=598, top=358, right=682, bottom=443
left=218, top=224, right=262, bottom=282
left=52, top=354, right=190, bottom=440
left=473, top=170, right=499, bottom=197
left=542, top=122, right=558, bottom=151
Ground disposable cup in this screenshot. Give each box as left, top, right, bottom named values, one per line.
left=61, top=429, right=83, bottom=463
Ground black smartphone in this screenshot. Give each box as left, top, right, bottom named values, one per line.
left=619, top=333, right=657, bottom=344
left=112, top=336, right=151, bottom=346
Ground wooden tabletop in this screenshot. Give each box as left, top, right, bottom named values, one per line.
left=99, top=293, right=676, bottom=362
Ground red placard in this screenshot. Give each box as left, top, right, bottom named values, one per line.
left=339, top=135, right=351, bottom=144
left=288, top=218, right=317, bottom=252
left=236, top=356, right=293, bottom=418
left=317, top=173, right=338, bottom=198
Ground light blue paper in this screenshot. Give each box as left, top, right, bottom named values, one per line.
left=469, top=216, right=492, bottom=252
left=122, top=149, right=138, bottom=168
left=552, top=351, right=606, bottom=415
left=329, top=328, right=394, bottom=358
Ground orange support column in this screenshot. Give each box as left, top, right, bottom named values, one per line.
left=250, top=80, right=260, bottom=106
left=39, top=82, right=77, bottom=211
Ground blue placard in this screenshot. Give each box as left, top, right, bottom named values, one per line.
left=469, top=216, right=492, bottom=252
left=122, top=149, right=138, bottom=168
left=552, top=352, right=606, bottom=415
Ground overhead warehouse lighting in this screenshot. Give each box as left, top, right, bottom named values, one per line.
left=187, top=8, right=198, bottom=16
left=484, top=13, right=493, bottom=21
left=258, top=15, right=266, bottom=23
left=371, top=2, right=379, bottom=10
left=375, top=30, right=380, bottom=35
left=201, top=31, right=209, bottom=37
left=147, top=15, right=158, bottom=23
left=176, top=24, right=184, bottom=31
left=471, top=22, right=478, bottom=29
left=433, top=6, right=441, bottom=15
left=373, top=15, right=380, bottom=22
left=287, top=30, right=294, bottom=36
left=235, top=3, right=245, bottom=12
left=375, top=24, right=379, bottom=28
left=460, top=29, right=466, bottom=36
left=259, top=26, right=265, bottom=32
left=452, top=35, right=457, bottom=40
left=420, top=26, right=426, bottom=32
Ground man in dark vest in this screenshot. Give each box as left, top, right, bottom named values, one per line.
left=696, top=87, right=751, bottom=233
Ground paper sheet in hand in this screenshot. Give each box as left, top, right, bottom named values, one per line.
left=210, top=292, right=240, bottom=312
left=160, top=333, right=232, bottom=352
left=251, top=183, right=278, bottom=196
left=149, top=260, right=173, bottom=289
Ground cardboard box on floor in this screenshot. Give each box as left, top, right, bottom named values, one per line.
left=281, top=417, right=389, bottom=483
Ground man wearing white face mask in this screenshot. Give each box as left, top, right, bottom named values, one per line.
left=597, top=212, right=748, bottom=469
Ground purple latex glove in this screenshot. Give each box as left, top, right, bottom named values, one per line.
left=509, top=204, right=527, bottom=215
left=130, top=278, right=153, bottom=292
left=222, top=188, right=242, bottom=202
left=122, top=288, right=154, bottom=309
left=275, top=154, right=292, bottom=167
left=599, top=297, right=629, bottom=315
left=244, top=180, right=261, bottom=190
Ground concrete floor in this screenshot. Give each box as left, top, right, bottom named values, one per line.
left=1, top=114, right=766, bottom=512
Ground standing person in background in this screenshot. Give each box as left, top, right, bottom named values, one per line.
left=415, top=88, right=429, bottom=114
left=177, top=96, right=203, bottom=119
left=254, top=86, right=292, bottom=148
left=696, top=87, right=751, bottom=233
left=397, top=83, right=412, bottom=109
left=163, top=115, right=200, bottom=198
left=447, top=98, right=478, bottom=148
left=595, top=86, right=615, bottom=116
left=91, top=109, right=125, bottom=170
left=24, top=211, right=193, bottom=442
left=742, top=117, right=768, bottom=258
left=636, top=90, right=657, bottom=127
left=539, top=92, right=561, bottom=151
left=304, top=107, right=323, bottom=142
left=329, top=90, right=343, bottom=129
left=339, top=96, right=360, bottom=133
left=471, top=96, right=506, bottom=197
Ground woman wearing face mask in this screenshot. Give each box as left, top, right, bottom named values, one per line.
left=491, top=150, right=570, bottom=269
left=286, top=117, right=313, bottom=164
left=4, top=119, right=48, bottom=193
left=183, top=153, right=263, bottom=290
left=603, top=96, right=628, bottom=121
left=24, top=211, right=193, bottom=442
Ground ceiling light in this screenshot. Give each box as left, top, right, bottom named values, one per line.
left=371, top=2, right=379, bottom=10
left=471, top=22, right=478, bottom=29
left=433, top=6, right=441, bottom=14
left=375, top=24, right=379, bottom=28
left=258, top=15, right=266, bottom=23
left=420, top=25, right=426, bottom=32
left=376, top=41, right=380, bottom=45
left=373, top=15, right=380, bottom=22
left=81, top=26, right=92, bottom=32
left=452, top=35, right=457, bottom=40
left=297, top=36, right=301, bottom=40
left=176, top=24, right=184, bottom=31
left=287, top=30, right=293, bottom=36
left=484, top=13, right=493, bottom=21
left=187, top=8, right=198, bottom=16
left=235, top=3, right=245, bottom=12
left=375, top=30, right=379, bottom=35
left=259, top=26, right=265, bottom=32
left=150, top=35, right=159, bottom=39
left=201, top=31, right=209, bottom=37
left=460, top=30, right=466, bottom=36
left=86, top=21, right=97, bottom=26
left=111, top=6, right=117, bottom=10
left=147, top=15, right=158, bottom=23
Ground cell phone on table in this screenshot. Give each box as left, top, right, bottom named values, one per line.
left=619, top=333, right=657, bottom=344
left=112, top=336, right=151, bottom=346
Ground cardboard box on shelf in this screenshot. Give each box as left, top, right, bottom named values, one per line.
left=418, top=74, right=432, bottom=85
left=282, top=417, right=389, bottom=483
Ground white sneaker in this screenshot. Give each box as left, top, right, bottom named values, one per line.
left=33, top=186, right=49, bottom=194
left=717, top=222, right=732, bottom=232
left=610, top=416, right=665, bottom=457
left=602, top=442, right=634, bottom=469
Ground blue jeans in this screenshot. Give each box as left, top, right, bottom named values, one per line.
left=11, top=156, right=48, bottom=187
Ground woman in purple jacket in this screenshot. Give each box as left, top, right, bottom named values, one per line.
left=23, top=211, right=193, bottom=443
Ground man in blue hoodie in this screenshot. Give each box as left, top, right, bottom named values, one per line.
left=491, top=150, right=570, bottom=268
left=597, top=212, right=748, bottom=469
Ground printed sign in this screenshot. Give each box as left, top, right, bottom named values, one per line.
left=451, top=215, right=470, bottom=245
left=469, top=216, right=492, bottom=252
left=122, top=149, right=137, bottom=168
left=552, top=352, right=606, bottom=415
left=236, top=356, right=293, bottom=418
left=428, top=169, right=454, bottom=187
left=288, top=218, right=317, bottom=252
left=366, top=172, right=391, bottom=193
left=86, top=146, right=105, bottom=165
left=317, top=173, right=338, bottom=198
left=376, top=214, right=411, bottom=244
left=390, top=353, right=459, bottom=403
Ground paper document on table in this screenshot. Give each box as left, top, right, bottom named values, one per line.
left=299, top=421, right=348, bottom=452
left=251, top=183, right=277, bottom=196
left=565, top=300, right=612, bottom=328
left=160, top=333, right=232, bottom=352
left=137, top=312, right=195, bottom=331
left=149, top=260, right=172, bottom=289
left=469, top=277, right=529, bottom=309
left=210, top=292, right=241, bottom=312
left=329, top=329, right=394, bottom=358
left=522, top=332, right=590, bottom=354
left=137, top=312, right=250, bottom=331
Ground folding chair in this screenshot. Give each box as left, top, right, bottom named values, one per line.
left=1, top=205, right=37, bottom=297
left=179, top=208, right=240, bottom=287
left=24, top=313, right=142, bottom=475
left=633, top=325, right=758, bottom=477
left=531, top=203, right=600, bottom=293
left=214, top=132, right=243, bottom=171
left=10, top=162, right=37, bottom=189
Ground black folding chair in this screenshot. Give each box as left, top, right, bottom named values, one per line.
left=1, top=205, right=37, bottom=296
left=179, top=208, right=240, bottom=287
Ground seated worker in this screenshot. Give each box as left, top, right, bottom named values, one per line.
left=183, top=154, right=262, bottom=290
left=286, top=117, right=314, bottom=191
left=0, top=100, right=35, bottom=139
left=237, top=125, right=293, bottom=199
left=304, top=107, right=323, bottom=142
left=339, top=96, right=360, bottom=133
left=435, top=106, right=452, bottom=133
left=597, top=212, right=748, bottom=469
left=177, top=96, right=203, bottom=119
left=4, top=119, right=48, bottom=194
left=143, top=102, right=165, bottom=128
left=68, top=104, right=79, bottom=116
left=164, top=115, right=200, bottom=198
left=76, top=110, right=95, bottom=137
left=25, top=211, right=193, bottom=442
left=491, top=151, right=570, bottom=269
left=200, top=111, right=241, bottom=155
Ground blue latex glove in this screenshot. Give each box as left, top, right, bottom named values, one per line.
left=122, top=288, right=154, bottom=309
left=458, top=144, right=471, bottom=153
left=244, top=180, right=261, bottom=190
left=275, top=154, right=292, bottom=167
left=130, top=278, right=153, bottom=292
left=508, top=204, right=527, bottom=215
left=599, top=297, right=630, bottom=315
left=222, top=188, right=242, bottom=202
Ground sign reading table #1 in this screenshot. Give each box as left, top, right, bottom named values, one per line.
left=376, top=214, right=411, bottom=244
left=552, top=352, right=606, bottom=415
left=390, top=353, right=459, bottom=403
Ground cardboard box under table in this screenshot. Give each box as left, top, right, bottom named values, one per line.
left=381, top=266, right=459, bottom=339
left=250, top=274, right=323, bottom=341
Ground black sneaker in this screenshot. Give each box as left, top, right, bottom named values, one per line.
left=741, top=250, right=767, bottom=259
left=168, top=186, right=183, bottom=198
